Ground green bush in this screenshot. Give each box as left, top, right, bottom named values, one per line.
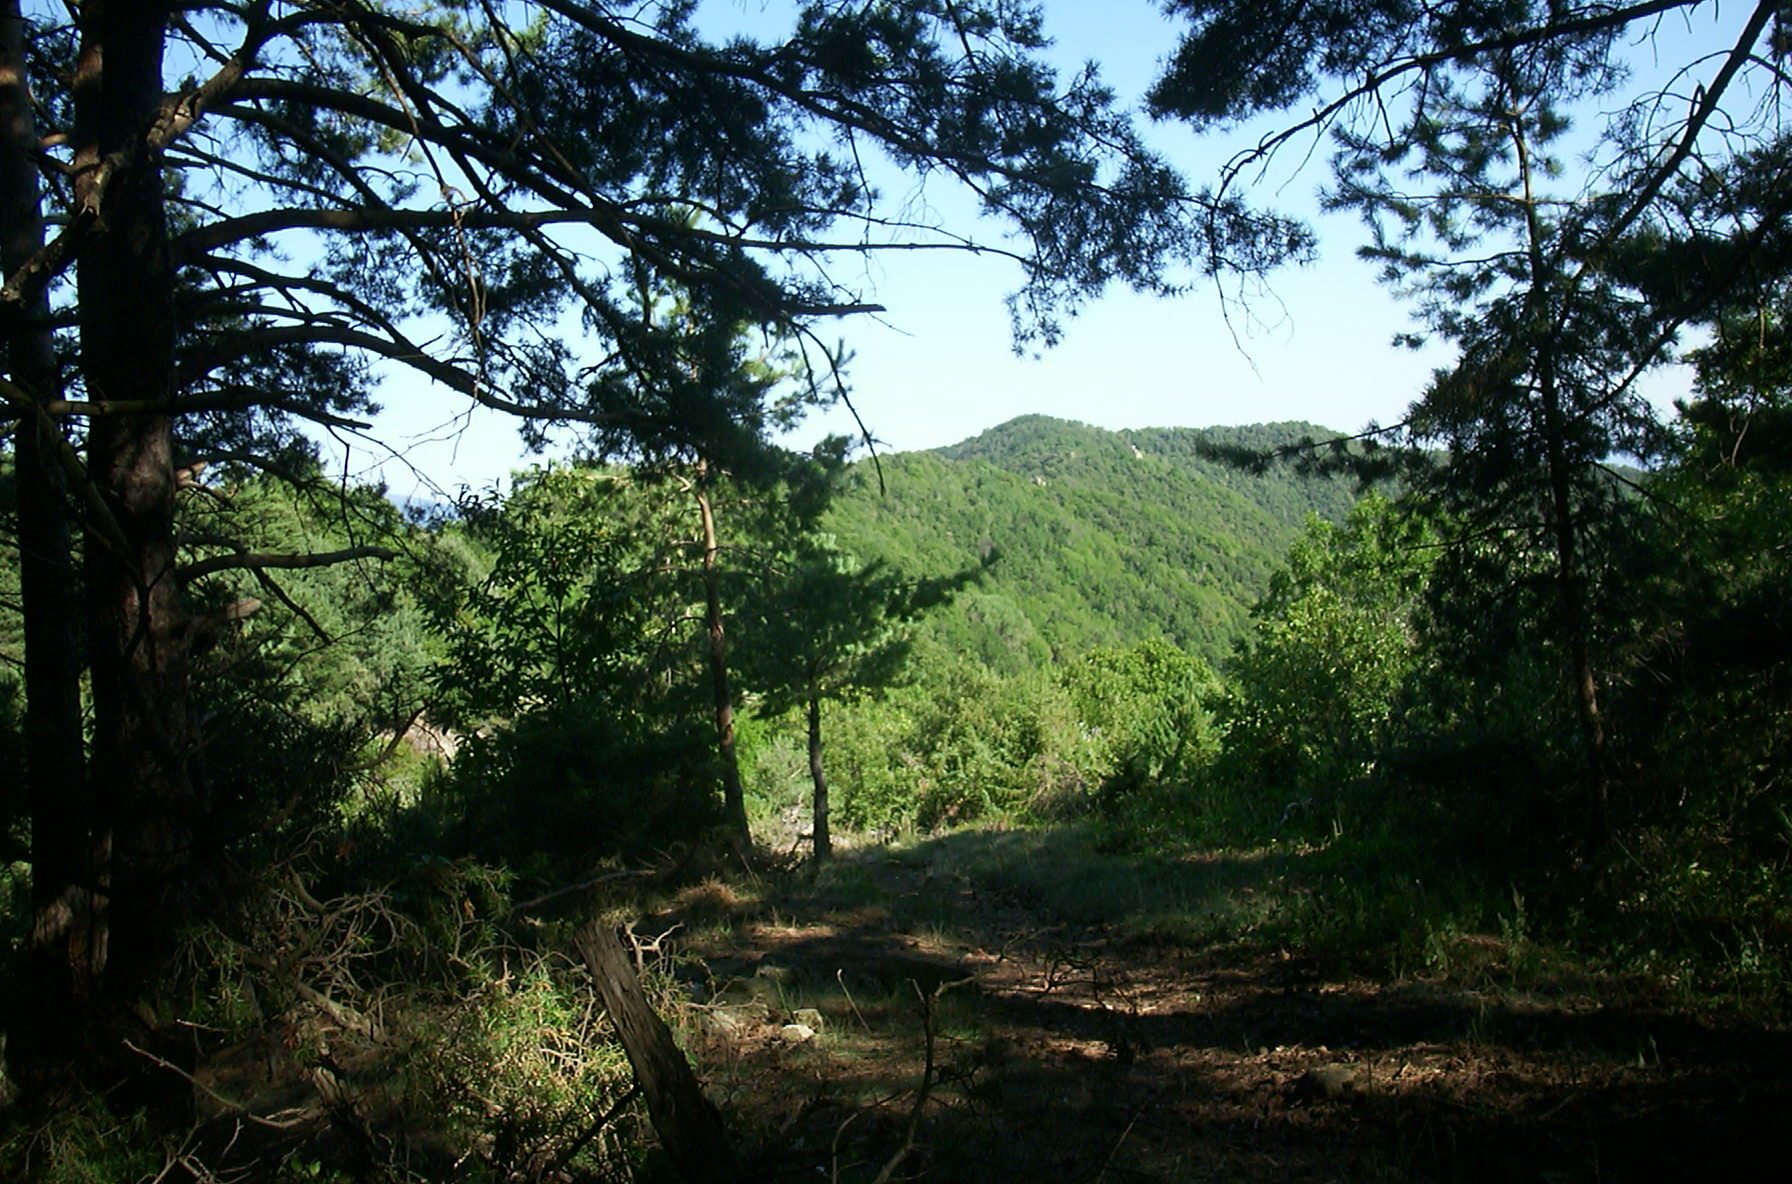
left=425, top=703, right=722, bottom=883
left=1211, top=495, right=1433, bottom=828
left=1063, top=638, right=1220, bottom=814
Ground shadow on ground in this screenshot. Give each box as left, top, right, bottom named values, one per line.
left=666, top=830, right=1790, bottom=1184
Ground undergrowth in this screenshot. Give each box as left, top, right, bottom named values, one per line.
left=0, top=849, right=676, bottom=1184
left=879, top=789, right=1792, bottom=1022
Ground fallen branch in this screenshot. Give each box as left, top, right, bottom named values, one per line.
left=123, top=1040, right=319, bottom=1131
left=238, top=948, right=379, bottom=1039
left=870, top=975, right=976, bottom=1184
left=508, top=868, right=655, bottom=917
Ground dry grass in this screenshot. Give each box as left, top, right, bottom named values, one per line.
left=674, top=876, right=745, bottom=923
left=668, top=828, right=1792, bottom=1184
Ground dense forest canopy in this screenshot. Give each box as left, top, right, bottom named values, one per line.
left=0, top=2, right=1789, bottom=1182
left=825, top=416, right=1356, bottom=668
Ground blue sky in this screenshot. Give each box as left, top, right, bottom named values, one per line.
left=762, top=0, right=1447, bottom=457
left=355, top=0, right=1717, bottom=501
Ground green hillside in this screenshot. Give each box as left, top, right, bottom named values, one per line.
left=824, top=416, right=1357, bottom=669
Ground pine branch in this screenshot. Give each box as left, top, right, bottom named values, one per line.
left=178, top=545, right=394, bottom=583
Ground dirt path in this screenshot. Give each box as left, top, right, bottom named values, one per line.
left=668, top=840, right=1790, bottom=1183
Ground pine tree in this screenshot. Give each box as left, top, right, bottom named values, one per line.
left=0, top=0, right=1302, bottom=1020
left=1150, top=0, right=1792, bottom=850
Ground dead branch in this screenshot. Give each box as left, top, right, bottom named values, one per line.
left=507, top=868, right=656, bottom=917
left=123, top=1040, right=319, bottom=1131
left=626, top=922, right=683, bottom=976
left=178, top=545, right=395, bottom=583
left=836, top=968, right=871, bottom=1033
left=1069, top=1106, right=1145, bottom=1184
left=870, top=975, right=976, bottom=1184
left=573, top=920, right=741, bottom=1184
left=546, top=1083, right=643, bottom=1178
left=340, top=702, right=433, bottom=774
left=238, top=948, right=379, bottom=1039
left=286, top=870, right=329, bottom=916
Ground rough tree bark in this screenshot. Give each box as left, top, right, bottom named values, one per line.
left=806, top=689, right=831, bottom=862
left=694, top=469, right=751, bottom=845
left=2, top=0, right=94, bottom=1040
left=573, top=920, right=741, bottom=1184
left=1513, top=114, right=1611, bottom=850
left=73, top=0, right=193, bottom=1002
left=1540, top=360, right=1611, bottom=849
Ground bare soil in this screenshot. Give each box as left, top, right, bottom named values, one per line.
left=668, top=842, right=1791, bottom=1184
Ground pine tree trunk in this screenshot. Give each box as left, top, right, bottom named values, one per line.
left=1514, top=114, right=1610, bottom=853
left=807, top=690, right=831, bottom=862
left=73, top=0, right=191, bottom=1001
left=3, top=0, right=95, bottom=1045
left=695, top=476, right=750, bottom=845
left=1540, top=383, right=1611, bottom=850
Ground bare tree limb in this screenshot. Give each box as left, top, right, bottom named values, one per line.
left=870, top=975, right=976, bottom=1184
left=178, top=545, right=394, bottom=584
left=123, top=1039, right=321, bottom=1131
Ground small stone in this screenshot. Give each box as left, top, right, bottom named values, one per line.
left=791, top=1008, right=825, bottom=1031
left=699, top=1000, right=768, bottom=1038
left=755, top=962, right=796, bottom=984
left=716, top=975, right=782, bottom=1004
left=779, top=1023, right=817, bottom=1043
left=1290, top=1064, right=1362, bottom=1101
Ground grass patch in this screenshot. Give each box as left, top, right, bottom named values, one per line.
left=897, top=822, right=1302, bottom=944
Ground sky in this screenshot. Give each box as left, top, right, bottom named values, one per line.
left=348, top=0, right=1717, bottom=503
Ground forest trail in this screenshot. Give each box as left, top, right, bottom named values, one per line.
left=668, top=829, right=1789, bottom=1184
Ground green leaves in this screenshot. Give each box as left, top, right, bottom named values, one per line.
left=426, top=465, right=688, bottom=725
left=1149, top=0, right=1792, bottom=855
left=1065, top=639, right=1220, bottom=802
left=1217, top=494, right=1433, bottom=806
left=736, top=535, right=959, bottom=715
left=824, top=417, right=1357, bottom=669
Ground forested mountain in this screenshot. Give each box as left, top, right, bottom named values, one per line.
left=823, top=416, right=1357, bottom=668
